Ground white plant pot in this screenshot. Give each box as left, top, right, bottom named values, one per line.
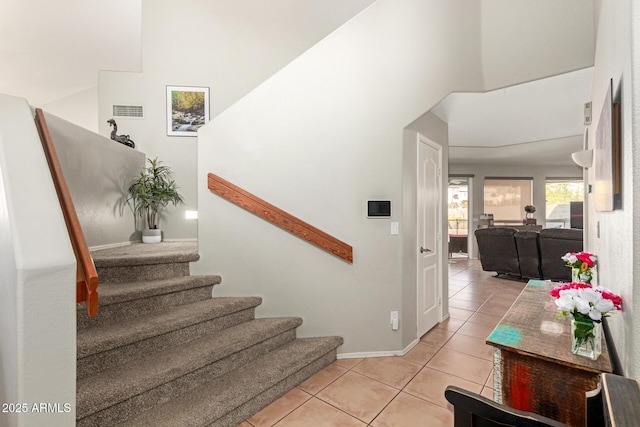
left=142, top=228, right=162, bottom=243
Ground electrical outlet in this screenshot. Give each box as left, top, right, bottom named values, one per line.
left=390, top=311, right=399, bottom=330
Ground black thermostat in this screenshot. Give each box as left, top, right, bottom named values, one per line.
left=367, top=200, right=391, bottom=218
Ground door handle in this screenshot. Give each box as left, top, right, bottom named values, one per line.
left=420, top=247, right=432, bottom=253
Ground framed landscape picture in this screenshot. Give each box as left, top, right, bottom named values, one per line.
left=166, top=86, right=210, bottom=137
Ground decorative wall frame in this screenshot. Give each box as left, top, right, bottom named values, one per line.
left=166, top=86, right=209, bottom=137
left=594, top=79, right=621, bottom=212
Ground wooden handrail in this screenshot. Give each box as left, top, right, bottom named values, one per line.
left=208, top=173, right=353, bottom=263
left=35, top=109, right=99, bottom=316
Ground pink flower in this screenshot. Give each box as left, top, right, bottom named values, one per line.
left=562, top=252, right=597, bottom=271
left=549, top=282, right=592, bottom=298
left=550, top=282, right=623, bottom=319
left=596, top=287, right=623, bottom=310
left=575, top=252, right=596, bottom=267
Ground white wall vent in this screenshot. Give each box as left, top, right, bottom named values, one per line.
left=112, top=105, right=144, bottom=119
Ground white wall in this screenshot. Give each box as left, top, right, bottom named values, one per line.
left=100, top=0, right=597, bottom=355
left=449, top=163, right=583, bottom=258
left=98, top=0, right=376, bottom=241
left=0, top=95, right=76, bottom=427
left=588, top=0, right=640, bottom=378
left=0, top=0, right=141, bottom=123
left=40, top=88, right=100, bottom=133
left=97, top=0, right=594, bottom=244
left=481, top=0, right=595, bottom=90
left=196, top=0, right=484, bottom=355
left=45, top=112, right=146, bottom=248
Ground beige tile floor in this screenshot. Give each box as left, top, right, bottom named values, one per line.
left=239, top=259, right=527, bottom=427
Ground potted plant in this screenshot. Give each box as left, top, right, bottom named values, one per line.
left=127, top=157, right=185, bottom=243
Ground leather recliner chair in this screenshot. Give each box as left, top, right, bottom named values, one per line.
left=515, top=231, right=542, bottom=279
left=538, top=228, right=583, bottom=281
left=474, top=227, right=521, bottom=277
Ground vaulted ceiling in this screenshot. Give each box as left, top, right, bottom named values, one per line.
left=2, top=1, right=591, bottom=167
left=432, top=67, right=593, bottom=166
left=0, top=0, right=142, bottom=105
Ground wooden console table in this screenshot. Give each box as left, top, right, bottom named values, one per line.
left=487, top=280, right=612, bottom=427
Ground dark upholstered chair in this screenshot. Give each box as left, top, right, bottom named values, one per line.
left=538, top=228, right=583, bottom=281
left=474, top=227, right=520, bottom=277
left=515, top=231, right=542, bottom=279
left=445, top=386, right=570, bottom=427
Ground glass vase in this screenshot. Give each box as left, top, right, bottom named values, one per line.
left=571, top=266, right=594, bottom=284
left=571, top=317, right=602, bottom=360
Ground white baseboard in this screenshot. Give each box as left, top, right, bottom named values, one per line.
left=89, top=238, right=197, bottom=251
left=89, top=241, right=136, bottom=251
left=337, top=338, right=420, bottom=360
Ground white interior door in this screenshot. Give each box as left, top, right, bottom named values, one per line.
left=417, top=135, right=442, bottom=337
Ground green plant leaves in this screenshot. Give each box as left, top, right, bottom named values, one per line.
left=127, top=157, right=185, bottom=229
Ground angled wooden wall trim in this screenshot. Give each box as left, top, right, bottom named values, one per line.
left=207, top=173, right=353, bottom=263
left=35, top=108, right=99, bottom=316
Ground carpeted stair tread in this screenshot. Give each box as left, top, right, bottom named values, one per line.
left=76, top=317, right=303, bottom=420
left=79, top=242, right=344, bottom=426
left=77, top=297, right=261, bottom=358
left=87, top=275, right=221, bottom=306
left=92, top=242, right=199, bottom=268
left=77, top=276, right=223, bottom=331
left=118, top=336, right=344, bottom=427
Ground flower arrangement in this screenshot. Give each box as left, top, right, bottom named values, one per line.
left=550, top=281, right=622, bottom=359
left=550, top=282, right=622, bottom=321
left=562, top=251, right=597, bottom=284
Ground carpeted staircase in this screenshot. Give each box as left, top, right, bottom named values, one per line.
left=76, top=242, right=343, bottom=426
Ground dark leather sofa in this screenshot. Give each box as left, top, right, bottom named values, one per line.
left=474, top=227, right=583, bottom=281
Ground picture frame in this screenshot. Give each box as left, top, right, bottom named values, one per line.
left=594, top=79, right=621, bottom=212
left=166, top=86, right=210, bottom=137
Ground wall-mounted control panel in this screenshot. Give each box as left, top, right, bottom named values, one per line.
left=367, top=200, right=391, bottom=218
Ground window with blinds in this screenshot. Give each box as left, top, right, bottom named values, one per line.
left=546, top=178, right=584, bottom=228
left=483, top=178, right=533, bottom=225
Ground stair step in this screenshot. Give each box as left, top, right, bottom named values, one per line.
left=77, top=297, right=261, bottom=378
left=118, top=336, right=344, bottom=427
left=77, top=275, right=222, bottom=330
left=79, top=241, right=344, bottom=426
left=92, top=242, right=200, bottom=283
left=91, top=242, right=200, bottom=267
left=95, top=261, right=191, bottom=283
left=76, top=317, right=304, bottom=425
